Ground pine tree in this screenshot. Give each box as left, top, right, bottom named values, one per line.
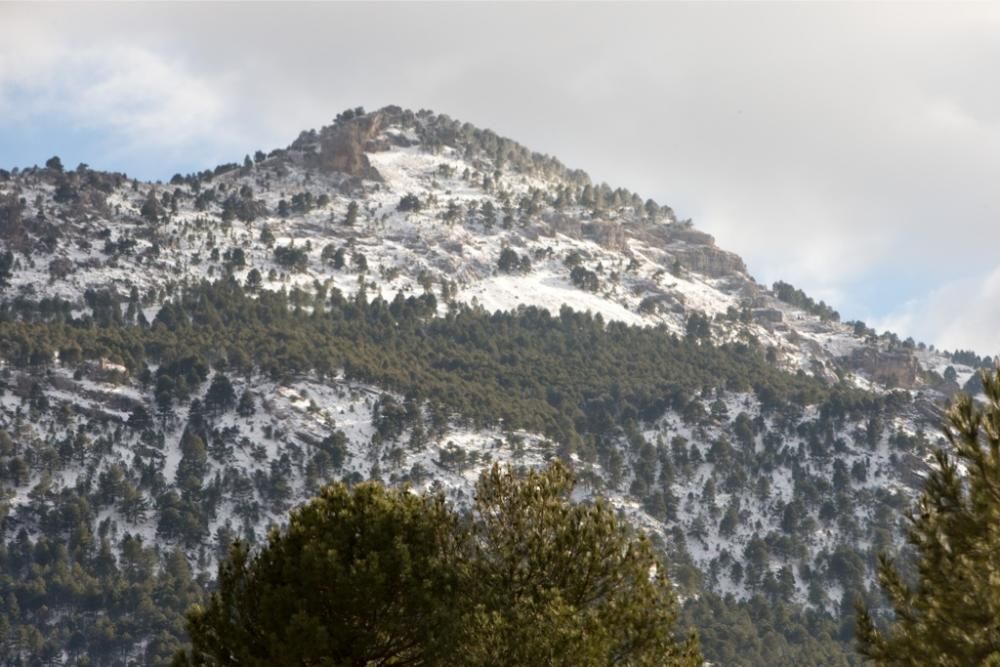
left=174, top=482, right=464, bottom=666
left=462, top=463, right=701, bottom=667
left=204, top=373, right=236, bottom=414
left=141, top=191, right=163, bottom=223
left=345, top=200, right=359, bottom=226
left=0, top=250, right=13, bottom=288
left=236, top=390, right=255, bottom=417
left=857, top=366, right=1000, bottom=665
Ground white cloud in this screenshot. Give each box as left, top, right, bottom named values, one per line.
left=73, top=47, right=226, bottom=144
left=3, top=3, right=1000, bottom=351
left=0, top=11, right=239, bottom=166
left=874, top=267, right=1000, bottom=354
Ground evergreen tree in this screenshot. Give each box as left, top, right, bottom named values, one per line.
left=857, top=366, right=1000, bottom=665
left=332, top=247, right=347, bottom=270
left=175, top=430, right=209, bottom=495
left=345, top=200, right=359, bottom=226
left=497, top=247, right=521, bottom=273
left=205, top=373, right=236, bottom=412
left=0, top=250, right=13, bottom=288
left=463, top=463, right=701, bottom=667
left=174, top=481, right=464, bottom=666
left=244, top=268, right=262, bottom=291
left=204, top=373, right=236, bottom=414
left=236, top=390, right=255, bottom=417
left=142, top=191, right=164, bottom=223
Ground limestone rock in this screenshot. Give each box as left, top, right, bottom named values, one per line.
left=846, top=348, right=921, bottom=389
left=315, top=112, right=385, bottom=179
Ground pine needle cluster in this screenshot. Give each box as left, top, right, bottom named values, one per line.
left=858, top=366, right=1000, bottom=665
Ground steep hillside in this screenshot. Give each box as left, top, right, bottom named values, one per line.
left=0, top=106, right=992, bottom=665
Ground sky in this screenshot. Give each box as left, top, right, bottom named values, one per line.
left=2, top=2, right=1000, bottom=354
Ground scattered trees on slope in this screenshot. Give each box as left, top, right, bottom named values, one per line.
left=773, top=281, right=839, bottom=322
left=0, top=279, right=873, bottom=450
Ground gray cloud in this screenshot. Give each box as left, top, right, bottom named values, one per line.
left=3, top=2, right=1000, bottom=352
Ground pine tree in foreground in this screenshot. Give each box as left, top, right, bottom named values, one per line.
left=174, top=482, right=464, bottom=666
left=857, top=366, right=1000, bottom=666
left=173, top=462, right=700, bottom=666
left=462, top=463, right=701, bottom=667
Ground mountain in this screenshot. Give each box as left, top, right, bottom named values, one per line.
left=0, top=105, right=990, bottom=665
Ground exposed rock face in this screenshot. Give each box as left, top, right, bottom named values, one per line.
left=581, top=221, right=626, bottom=251
left=316, top=112, right=385, bottom=178
left=543, top=211, right=582, bottom=238
left=661, top=225, right=717, bottom=246
left=672, top=245, right=746, bottom=278
left=753, top=308, right=783, bottom=324
left=539, top=216, right=741, bottom=268
left=637, top=223, right=747, bottom=278
left=539, top=214, right=626, bottom=251
left=847, top=348, right=921, bottom=388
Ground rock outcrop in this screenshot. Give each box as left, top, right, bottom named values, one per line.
left=315, top=112, right=385, bottom=178
left=582, top=221, right=626, bottom=251
left=847, top=348, right=921, bottom=389
left=638, top=223, right=747, bottom=278
left=672, top=244, right=747, bottom=278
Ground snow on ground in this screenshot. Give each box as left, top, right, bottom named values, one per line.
left=464, top=270, right=647, bottom=324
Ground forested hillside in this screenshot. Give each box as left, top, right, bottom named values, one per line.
left=0, top=106, right=990, bottom=665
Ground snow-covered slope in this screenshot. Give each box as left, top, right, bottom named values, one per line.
left=0, top=105, right=991, bottom=662
left=3, top=106, right=975, bottom=390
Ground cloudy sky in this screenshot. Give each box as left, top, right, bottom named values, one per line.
left=3, top=2, right=1000, bottom=354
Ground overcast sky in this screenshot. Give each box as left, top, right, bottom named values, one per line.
left=2, top=2, right=1000, bottom=354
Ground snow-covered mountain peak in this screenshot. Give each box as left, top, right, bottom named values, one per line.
left=0, top=105, right=983, bottom=395
left=1, top=104, right=996, bottom=664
